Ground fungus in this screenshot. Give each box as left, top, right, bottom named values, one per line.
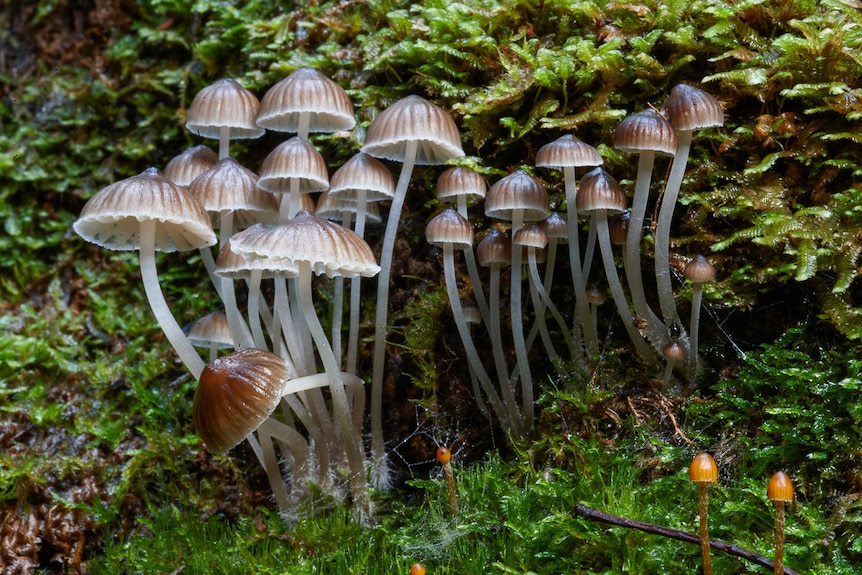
left=767, top=471, right=794, bottom=575
left=163, top=145, right=218, bottom=187
left=73, top=167, right=216, bottom=380
left=661, top=339, right=685, bottom=390
left=656, top=85, right=723, bottom=328
left=684, top=254, right=716, bottom=377
left=410, top=564, right=426, bottom=575
left=535, top=134, right=603, bottom=357
left=188, top=311, right=234, bottom=362
left=361, top=94, right=464, bottom=489
left=185, top=78, right=264, bottom=160
left=689, top=452, right=719, bottom=575
left=258, top=136, right=330, bottom=222
left=436, top=446, right=457, bottom=515
left=584, top=284, right=607, bottom=336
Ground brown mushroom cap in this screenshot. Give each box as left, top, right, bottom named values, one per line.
left=513, top=224, right=548, bottom=250
left=585, top=284, right=607, bottom=305
left=164, top=145, right=219, bottom=187
left=684, top=254, right=716, bottom=284
left=186, top=78, right=265, bottom=140
left=661, top=84, right=724, bottom=132
left=256, top=67, right=356, bottom=133
left=188, top=311, right=234, bottom=349
left=689, top=452, right=719, bottom=483
left=257, top=136, right=330, bottom=195
left=662, top=340, right=685, bottom=362
left=193, top=348, right=289, bottom=453
left=436, top=166, right=487, bottom=202
left=767, top=471, right=794, bottom=502
left=189, top=158, right=278, bottom=228
left=315, top=190, right=382, bottom=225
left=214, top=236, right=298, bottom=279
left=426, top=208, right=474, bottom=249
left=476, top=228, right=511, bottom=267
left=361, top=94, right=464, bottom=165
left=535, top=134, right=603, bottom=169
left=73, top=167, right=216, bottom=252
left=576, top=168, right=627, bottom=214
left=327, top=152, right=395, bottom=202
left=614, top=109, right=678, bottom=155
left=540, top=212, right=569, bottom=243
left=484, top=170, right=549, bottom=222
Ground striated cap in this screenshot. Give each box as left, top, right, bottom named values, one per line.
left=361, top=95, right=464, bottom=165
left=614, top=108, right=678, bottom=155
left=193, top=348, right=288, bottom=453
left=426, top=208, right=474, bottom=249
left=485, top=170, right=549, bottom=222
left=535, top=134, right=602, bottom=169
left=513, top=224, right=548, bottom=250
left=315, top=190, right=382, bottom=225
left=257, top=136, right=329, bottom=194
left=576, top=168, right=627, bottom=214
left=214, top=236, right=298, bottom=279
left=186, top=78, right=264, bottom=140
left=164, top=145, right=219, bottom=187
left=188, top=311, right=234, bottom=349
left=74, top=167, right=216, bottom=252
left=436, top=166, right=487, bottom=202
left=476, top=228, right=511, bottom=268
left=684, top=254, right=716, bottom=284
left=256, top=67, right=355, bottom=133
left=328, top=152, right=395, bottom=202
left=540, top=212, right=568, bottom=243
left=189, top=158, right=278, bottom=228
left=662, top=84, right=724, bottom=132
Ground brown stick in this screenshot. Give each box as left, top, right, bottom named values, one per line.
left=572, top=503, right=800, bottom=575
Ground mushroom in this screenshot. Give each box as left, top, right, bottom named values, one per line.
left=361, top=94, right=464, bottom=489
left=655, top=85, right=723, bottom=328
left=163, top=145, right=218, bottom=187
left=426, top=209, right=510, bottom=431
left=767, top=471, right=794, bottom=575
left=535, top=134, right=603, bottom=357
left=188, top=310, right=234, bottom=362
left=689, top=452, right=719, bottom=575
left=258, top=135, right=330, bottom=222
left=577, top=168, right=654, bottom=362
left=613, top=108, right=676, bottom=343
left=661, top=339, right=685, bottom=391
left=584, top=284, right=607, bottom=336
left=684, top=254, right=716, bottom=377
left=185, top=78, right=264, bottom=160
left=73, top=167, right=216, bottom=380
left=485, top=170, right=549, bottom=431
left=410, top=564, right=427, bottom=575
left=436, top=446, right=457, bottom=515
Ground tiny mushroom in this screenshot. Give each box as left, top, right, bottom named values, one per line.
left=684, top=254, right=716, bottom=377
left=767, top=471, right=795, bottom=575
left=689, top=452, right=719, bottom=575
left=185, top=78, right=264, bottom=160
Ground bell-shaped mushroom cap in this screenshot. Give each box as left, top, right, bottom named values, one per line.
left=767, top=471, right=794, bottom=502
left=689, top=452, right=719, bottom=483
left=361, top=94, right=464, bottom=165
left=327, top=152, right=395, bottom=202
left=315, top=190, right=383, bottom=225
left=608, top=210, right=631, bottom=246
left=193, top=348, right=288, bottom=453
left=426, top=208, right=473, bottom=249
left=186, top=78, right=265, bottom=139
left=257, top=136, right=329, bottom=194
left=513, top=224, right=548, bottom=250
left=661, top=84, right=724, bottom=132
left=256, top=67, right=356, bottom=133
left=231, top=211, right=381, bottom=279
left=188, top=311, right=234, bottom=349
left=73, top=167, right=216, bottom=252
left=535, top=134, right=602, bottom=169
left=164, top=145, right=219, bottom=187
left=585, top=284, right=607, bottom=305
left=214, top=236, right=298, bottom=279
left=476, top=228, right=511, bottom=267
left=485, top=170, right=549, bottom=222
left=684, top=254, right=716, bottom=283
left=540, top=212, right=568, bottom=243
left=614, top=109, right=678, bottom=155
left=189, top=158, right=278, bottom=228
left=576, top=168, right=627, bottom=214
left=462, top=299, right=482, bottom=325
left=662, top=339, right=685, bottom=362
left=436, top=166, right=487, bottom=202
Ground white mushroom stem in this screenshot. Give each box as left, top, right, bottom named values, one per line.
left=246, top=431, right=291, bottom=516
left=371, top=139, right=418, bottom=490
left=689, top=282, right=705, bottom=375
left=247, top=269, right=268, bottom=350
left=258, top=417, right=311, bottom=496
left=440, top=244, right=515, bottom=434
left=655, top=130, right=693, bottom=326
left=508, top=209, right=533, bottom=431
left=218, top=126, right=231, bottom=160
left=455, top=194, right=491, bottom=326
left=594, top=211, right=655, bottom=362
left=346, top=188, right=369, bottom=375
left=562, top=166, right=597, bottom=357
left=138, top=219, right=205, bottom=380
left=297, top=260, right=371, bottom=522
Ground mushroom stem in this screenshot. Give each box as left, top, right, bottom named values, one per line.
left=524, top=246, right=581, bottom=366
left=698, top=481, right=714, bottom=575
left=689, top=282, right=705, bottom=375
left=509, top=209, right=534, bottom=430
left=455, top=195, right=491, bottom=326
left=139, top=219, right=205, bottom=380
left=246, top=431, right=291, bottom=516
left=346, top=188, right=368, bottom=375
left=774, top=500, right=786, bottom=575
left=371, top=139, right=418, bottom=490
left=218, top=125, right=231, bottom=160
left=562, top=166, right=597, bottom=356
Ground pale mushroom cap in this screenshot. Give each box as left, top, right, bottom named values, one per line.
left=614, top=109, right=678, bottom=155
left=256, top=67, right=356, bottom=133
left=188, top=311, right=234, bottom=348
left=214, top=236, right=298, bottom=279
left=513, top=224, right=548, bottom=250
left=476, top=228, right=511, bottom=267
left=231, top=211, right=381, bottom=278
left=540, top=212, right=569, bottom=242
left=73, top=167, right=216, bottom=252
left=662, top=84, right=724, bottom=132
left=257, top=136, right=330, bottom=194
left=462, top=299, right=482, bottom=324
left=684, top=254, right=716, bottom=283
left=164, top=145, right=219, bottom=187
left=484, top=170, right=549, bottom=222
left=189, top=158, right=278, bottom=227
left=361, top=94, right=464, bottom=165
left=315, top=190, right=382, bottom=225
left=426, top=208, right=473, bottom=249
left=436, top=166, right=487, bottom=202
left=535, top=134, right=603, bottom=169
left=186, top=78, right=265, bottom=139
left=193, top=348, right=289, bottom=453
left=328, top=152, right=395, bottom=202
left=576, top=168, right=627, bottom=214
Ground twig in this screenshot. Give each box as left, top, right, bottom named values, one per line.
left=572, top=503, right=800, bottom=575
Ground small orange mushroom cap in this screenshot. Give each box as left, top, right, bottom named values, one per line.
left=410, top=564, right=427, bottom=575
left=689, top=452, right=718, bottom=483
left=767, top=471, right=794, bottom=502
left=436, top=446, right=452, bottom=465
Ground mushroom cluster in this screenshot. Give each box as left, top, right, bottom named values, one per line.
left=74, top=71, right=725, bottom=522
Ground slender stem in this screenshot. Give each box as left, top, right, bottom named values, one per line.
left=456, top=195, right=491, bottom=327
left=247, top=432, right=291, bottom=517
left=774, top=501, right=786, bottom=575
left=487, top=266, right=524, bottom=434
left=139, top=219, right=205, bottom=380
left=572, top=504, right=800, bottom=575
left=371, top=139, right=417, bottom=489
left=346, top=188, right=368, bottom=375
left=689, top=284, right=704, bottom=376
left=699, top=482, right=714, bottom=575
left=218, top=126, right=230, bottom=160
left=563, top=166, right=597, bottom=357
left=442, top=461, right=457, bottom=515
left=526, top=249, right=582, bottom=366
left=509, top=210, right=534, bottom=431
